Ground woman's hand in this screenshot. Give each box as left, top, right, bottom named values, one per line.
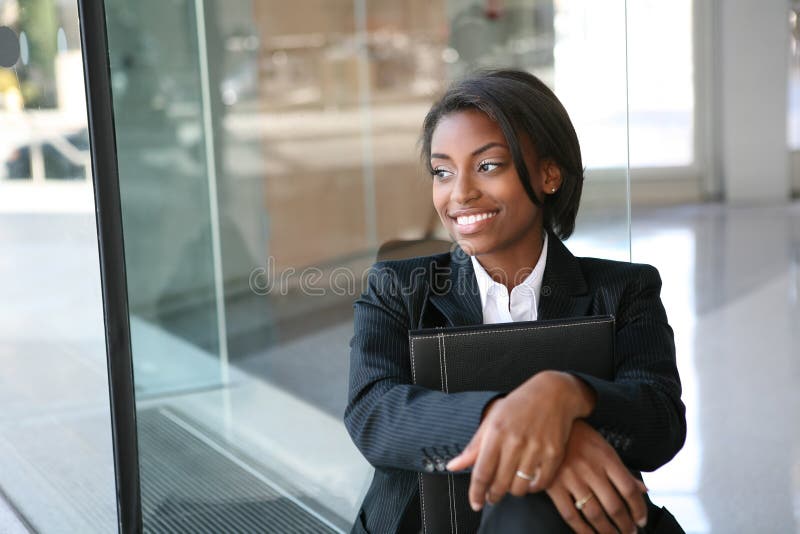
left=542, top=420, right=649, bottom=534
left=446, top=370, right=596, bottom=511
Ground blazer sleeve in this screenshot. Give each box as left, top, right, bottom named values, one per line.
left=570, top=264, right=687, bottom=472
left=343, top=262, right=501, bottom=473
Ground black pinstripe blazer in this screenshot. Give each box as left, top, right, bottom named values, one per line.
left=344, top=232, right=686, bottom=534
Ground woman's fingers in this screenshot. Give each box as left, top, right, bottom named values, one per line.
left=546, top=486, right=594, bottom=534
left=583, top=475, right=636, bottom=534
left=605, top=463, right=649, bottom=529
left=526, top=443, right=562, bottom=492
left=529, top=421, right=648, bottom=533
left=570, top=487, right=617, bottom=534
left=509, top=467, right=538, bottom=497
left=485, top=436, right=524, bottom=503
left=576, top=458, right=647, bottom=534
left=558, top=466, right=619, bottom=534
left=508, top=451, right=538, bottom=497
left=445, top=425, right=483, bottom=472
left=468, top=431, right=502, bottom=511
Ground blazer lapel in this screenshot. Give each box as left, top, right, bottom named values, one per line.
left=423, top=245, right=483, bottom=328
left=538, top=232, right=592, bottom=320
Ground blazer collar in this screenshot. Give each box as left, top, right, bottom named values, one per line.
left=538, top=231, right=591, bottom=320
left=425, top=231, right=590, bottom=328
left=424, top=245, right=483, bottom=328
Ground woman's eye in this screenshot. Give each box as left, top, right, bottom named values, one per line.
left=478, top=161, right=502, bottom=172
left=431, top=168, right=453, bottom=179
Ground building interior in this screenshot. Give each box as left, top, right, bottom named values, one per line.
left=0, top=0, right=798, bottom=532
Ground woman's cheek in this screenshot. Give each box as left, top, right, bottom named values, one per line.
left=432, top=191, right=449, bottom=222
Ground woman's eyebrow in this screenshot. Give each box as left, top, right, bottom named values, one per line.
left=470, top=142, right=507, bottom=156
left=430, top=142, right=508, bottom=161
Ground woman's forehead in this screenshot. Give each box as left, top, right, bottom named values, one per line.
left=431, top=110, right=506, bottom=152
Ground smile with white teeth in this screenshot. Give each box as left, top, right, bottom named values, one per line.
left=455, top=212, right=497, bottom=225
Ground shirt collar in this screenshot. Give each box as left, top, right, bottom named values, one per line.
left=470, top=231, right=549, bottom=312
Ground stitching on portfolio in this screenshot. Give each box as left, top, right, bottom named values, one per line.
left=418, top=472, right=428, bottom=534
left=411, top=319, right=612, bottom=342
left=447, top=475, right=457, bottom=533
left=438, top=334, right=445, bottom=393
left=440, top=333, right=450, bottom=394
left=410, top=336, right=417, bottom=384
left=452, top=473, right=459, bottom=533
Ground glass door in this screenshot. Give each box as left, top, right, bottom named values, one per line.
left=84, top=0, right=633, bottom=531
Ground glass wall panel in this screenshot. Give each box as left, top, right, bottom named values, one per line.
left=791, top=0, right=800, bottom=152
left=543, top=0, right=631, bottom=260
left=104, top=0, right=631, bottom=530
left=103, top=0, right=227, bottom=398
left=0, top=0, right=117, bottom=531
left=791, top=2, right=800, bottom=194
left=626, top=0, right=694, bottom=168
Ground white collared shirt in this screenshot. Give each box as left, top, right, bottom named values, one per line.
left=470, top=232, right=548, bottom=324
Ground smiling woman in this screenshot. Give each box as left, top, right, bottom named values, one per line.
left=422, top=70, right=584, bottom=242
left=344, top=69, right=686, bottom=534
left=428, top=110, right=556, bottom=287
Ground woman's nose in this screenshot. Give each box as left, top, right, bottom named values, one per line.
left=451, top=173, right=480, bottom=204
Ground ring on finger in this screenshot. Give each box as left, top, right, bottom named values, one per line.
left=574, top=493, right=595, bottom=511
left=514, top=470, right=535, bottom=481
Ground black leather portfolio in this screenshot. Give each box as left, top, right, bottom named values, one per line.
left=408, top=315, right=616, bottom=534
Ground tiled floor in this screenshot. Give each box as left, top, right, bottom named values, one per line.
left=630, top=203, right=800, bottom=533
left=1, top=202, right=798, bottom=533
left=0, top=213, right=116, bottom=534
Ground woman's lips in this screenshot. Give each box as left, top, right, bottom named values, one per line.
left=450, top=211, right=498, bottom=235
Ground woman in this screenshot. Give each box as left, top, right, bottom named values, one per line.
left=344, top=69, right=686, bottom=533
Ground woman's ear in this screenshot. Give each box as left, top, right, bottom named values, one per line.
left=542, top=160, right=563, bottom=195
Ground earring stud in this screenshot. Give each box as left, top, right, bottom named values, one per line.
left=551, top=188, right=556, bottom=193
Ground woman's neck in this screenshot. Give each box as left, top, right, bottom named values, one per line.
left=473, top=231, right=545, bottom=292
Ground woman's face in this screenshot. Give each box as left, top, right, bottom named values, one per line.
left=430, top=109, right=556, bottom=258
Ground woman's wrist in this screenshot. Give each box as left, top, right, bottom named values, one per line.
left=528, top=371, right=596, bottom=420
left=480, top=395, right=504, bottom=422
left=564, top=373, right=597, bottom=419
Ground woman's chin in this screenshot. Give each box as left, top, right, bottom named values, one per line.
left=453, top=237, right=486, bottom=257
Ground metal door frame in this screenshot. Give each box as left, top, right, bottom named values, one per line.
left=77, top=1, right=141, bottom=532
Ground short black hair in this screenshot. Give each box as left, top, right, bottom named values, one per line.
left=420, top=69, right=584, bottom=239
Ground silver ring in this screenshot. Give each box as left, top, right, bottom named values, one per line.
left=575, top=493, right=595, bottom=511
left=514, top=470, right=535, bottom=481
